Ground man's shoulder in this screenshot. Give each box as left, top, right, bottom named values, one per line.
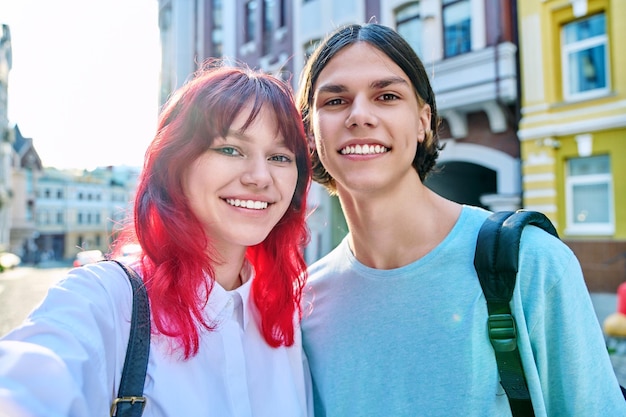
left=306, top=238, right=351, bottom=284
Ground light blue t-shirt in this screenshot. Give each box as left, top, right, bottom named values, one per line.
left=302, top=205, right=626, bottom=417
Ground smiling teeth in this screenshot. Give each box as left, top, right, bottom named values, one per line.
left=340, top=144, right=389, bottom=155
left=226, top=199, right=268, bottom=210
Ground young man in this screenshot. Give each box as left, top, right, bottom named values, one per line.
left=297, top=23, right=626, bottom=416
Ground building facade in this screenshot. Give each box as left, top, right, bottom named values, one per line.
left=157, top=0, right=294, bottom=103
left=35, top=166, right=138, bottom=262
left=0, top=24, right=13, bottom=254
left=10, top=126, right=42, bottom=263
left=518, top=0, right=626, bottom=291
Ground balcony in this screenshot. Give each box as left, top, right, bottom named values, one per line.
left=430, top=42, right=518, bottom=138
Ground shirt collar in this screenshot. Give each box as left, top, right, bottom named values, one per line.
left=205, top=260, right=254, bottom=330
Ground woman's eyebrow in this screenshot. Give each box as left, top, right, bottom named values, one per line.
left=226, top=130, right=289, bottom=147
left=226, top=130, right=247, bottom=140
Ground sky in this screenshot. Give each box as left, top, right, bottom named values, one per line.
left=0, top=0, right=161, bottom=170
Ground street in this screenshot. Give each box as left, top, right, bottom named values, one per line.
left=0, top=265, right=68, bottom=337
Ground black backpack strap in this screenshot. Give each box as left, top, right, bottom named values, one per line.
left=474, top=210, right=558, bottom=417
left=109, top=260, right=151, bottom=417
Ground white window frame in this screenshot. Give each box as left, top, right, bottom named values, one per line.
left=565, top=155, right=614, bottom=235
left=561, top=13, right=610, bottom=102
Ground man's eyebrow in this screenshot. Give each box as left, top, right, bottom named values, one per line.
left=316, top=76, right=409, bottom=94
left=370, top=76, right=408, bottom=89
left=316, top=83, right=348, bottom=95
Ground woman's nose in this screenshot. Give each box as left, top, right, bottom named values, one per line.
left=241, top=158, right=272, bottom=188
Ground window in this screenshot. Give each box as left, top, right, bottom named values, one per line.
left=245, top=1, right=257, bottom=43
left=27, top=201, right=34, bottom=221
left=395, top=2, right=422, bottom=58
left=566, top=155, right=613, bottom=235
left=211, top=0, right=223, bottom=56
left=443, top=0, right=470, bottom=57
left=562, top=13, right=608, bottom=101
left=262, top=0, right=274, bottom=55
left=278, top=0, right=287, bottom=28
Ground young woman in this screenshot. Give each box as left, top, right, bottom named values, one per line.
left=297, top=23, right=626, bottom=416
left=0, top=62, right=312, bottom=416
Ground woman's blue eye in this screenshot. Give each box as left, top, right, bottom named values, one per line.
left=216, top=146, right=240, bottom=156
left=270, top=154, right=293, bottom=163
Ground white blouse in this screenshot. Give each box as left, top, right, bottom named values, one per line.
left=0, top=261, right=312, bottom=417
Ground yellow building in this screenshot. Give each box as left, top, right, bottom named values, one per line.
left=518, top=0, right=626, bottom=291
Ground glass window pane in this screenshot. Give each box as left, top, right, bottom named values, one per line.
left=397, top=3, right=420, bottom=20
left=569, top=155, right=609, bottom=176
left=572, top=183, right=609, bottom=223
left=568, top=45, right=606, bottom=93
left=444, top=1, right=470, bottom=25
left=443, top=1, right=470, bottom=57
left=397, top=19, right=422, bottom=57
left=564, top=13, right=606, bottom=44
left=245, top=1, right=256, bottom=43
left=396, top=3, right=422, bottom=58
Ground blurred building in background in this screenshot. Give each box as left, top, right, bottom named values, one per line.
left=0, top=24, right=14, bottom=255
left=518, top=0, right=626, bottom=291
left=0, top=21, right=138, bottom=265
left=10, top=126, right=42, bottom=263
left=34, top=166, right=139, bottom=262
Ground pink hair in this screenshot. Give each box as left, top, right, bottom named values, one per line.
left=113, top=61, right=310, bottom=358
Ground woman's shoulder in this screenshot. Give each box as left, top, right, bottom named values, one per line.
left=61, top=260, right=136, bottom=297
left=26, top=260, right=137, bottom=329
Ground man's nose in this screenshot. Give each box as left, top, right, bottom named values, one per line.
left=345, top=96, right=377, bottom=128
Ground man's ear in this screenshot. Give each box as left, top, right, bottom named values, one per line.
left=307, top=133, right=316, bottom=151
left=418, top=104, right=432, bottom=142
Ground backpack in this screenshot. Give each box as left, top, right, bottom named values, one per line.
left=473, top=210, right=626, bottom=417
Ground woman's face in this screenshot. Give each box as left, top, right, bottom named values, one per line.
left=183, top=104, right=298, bottom=252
